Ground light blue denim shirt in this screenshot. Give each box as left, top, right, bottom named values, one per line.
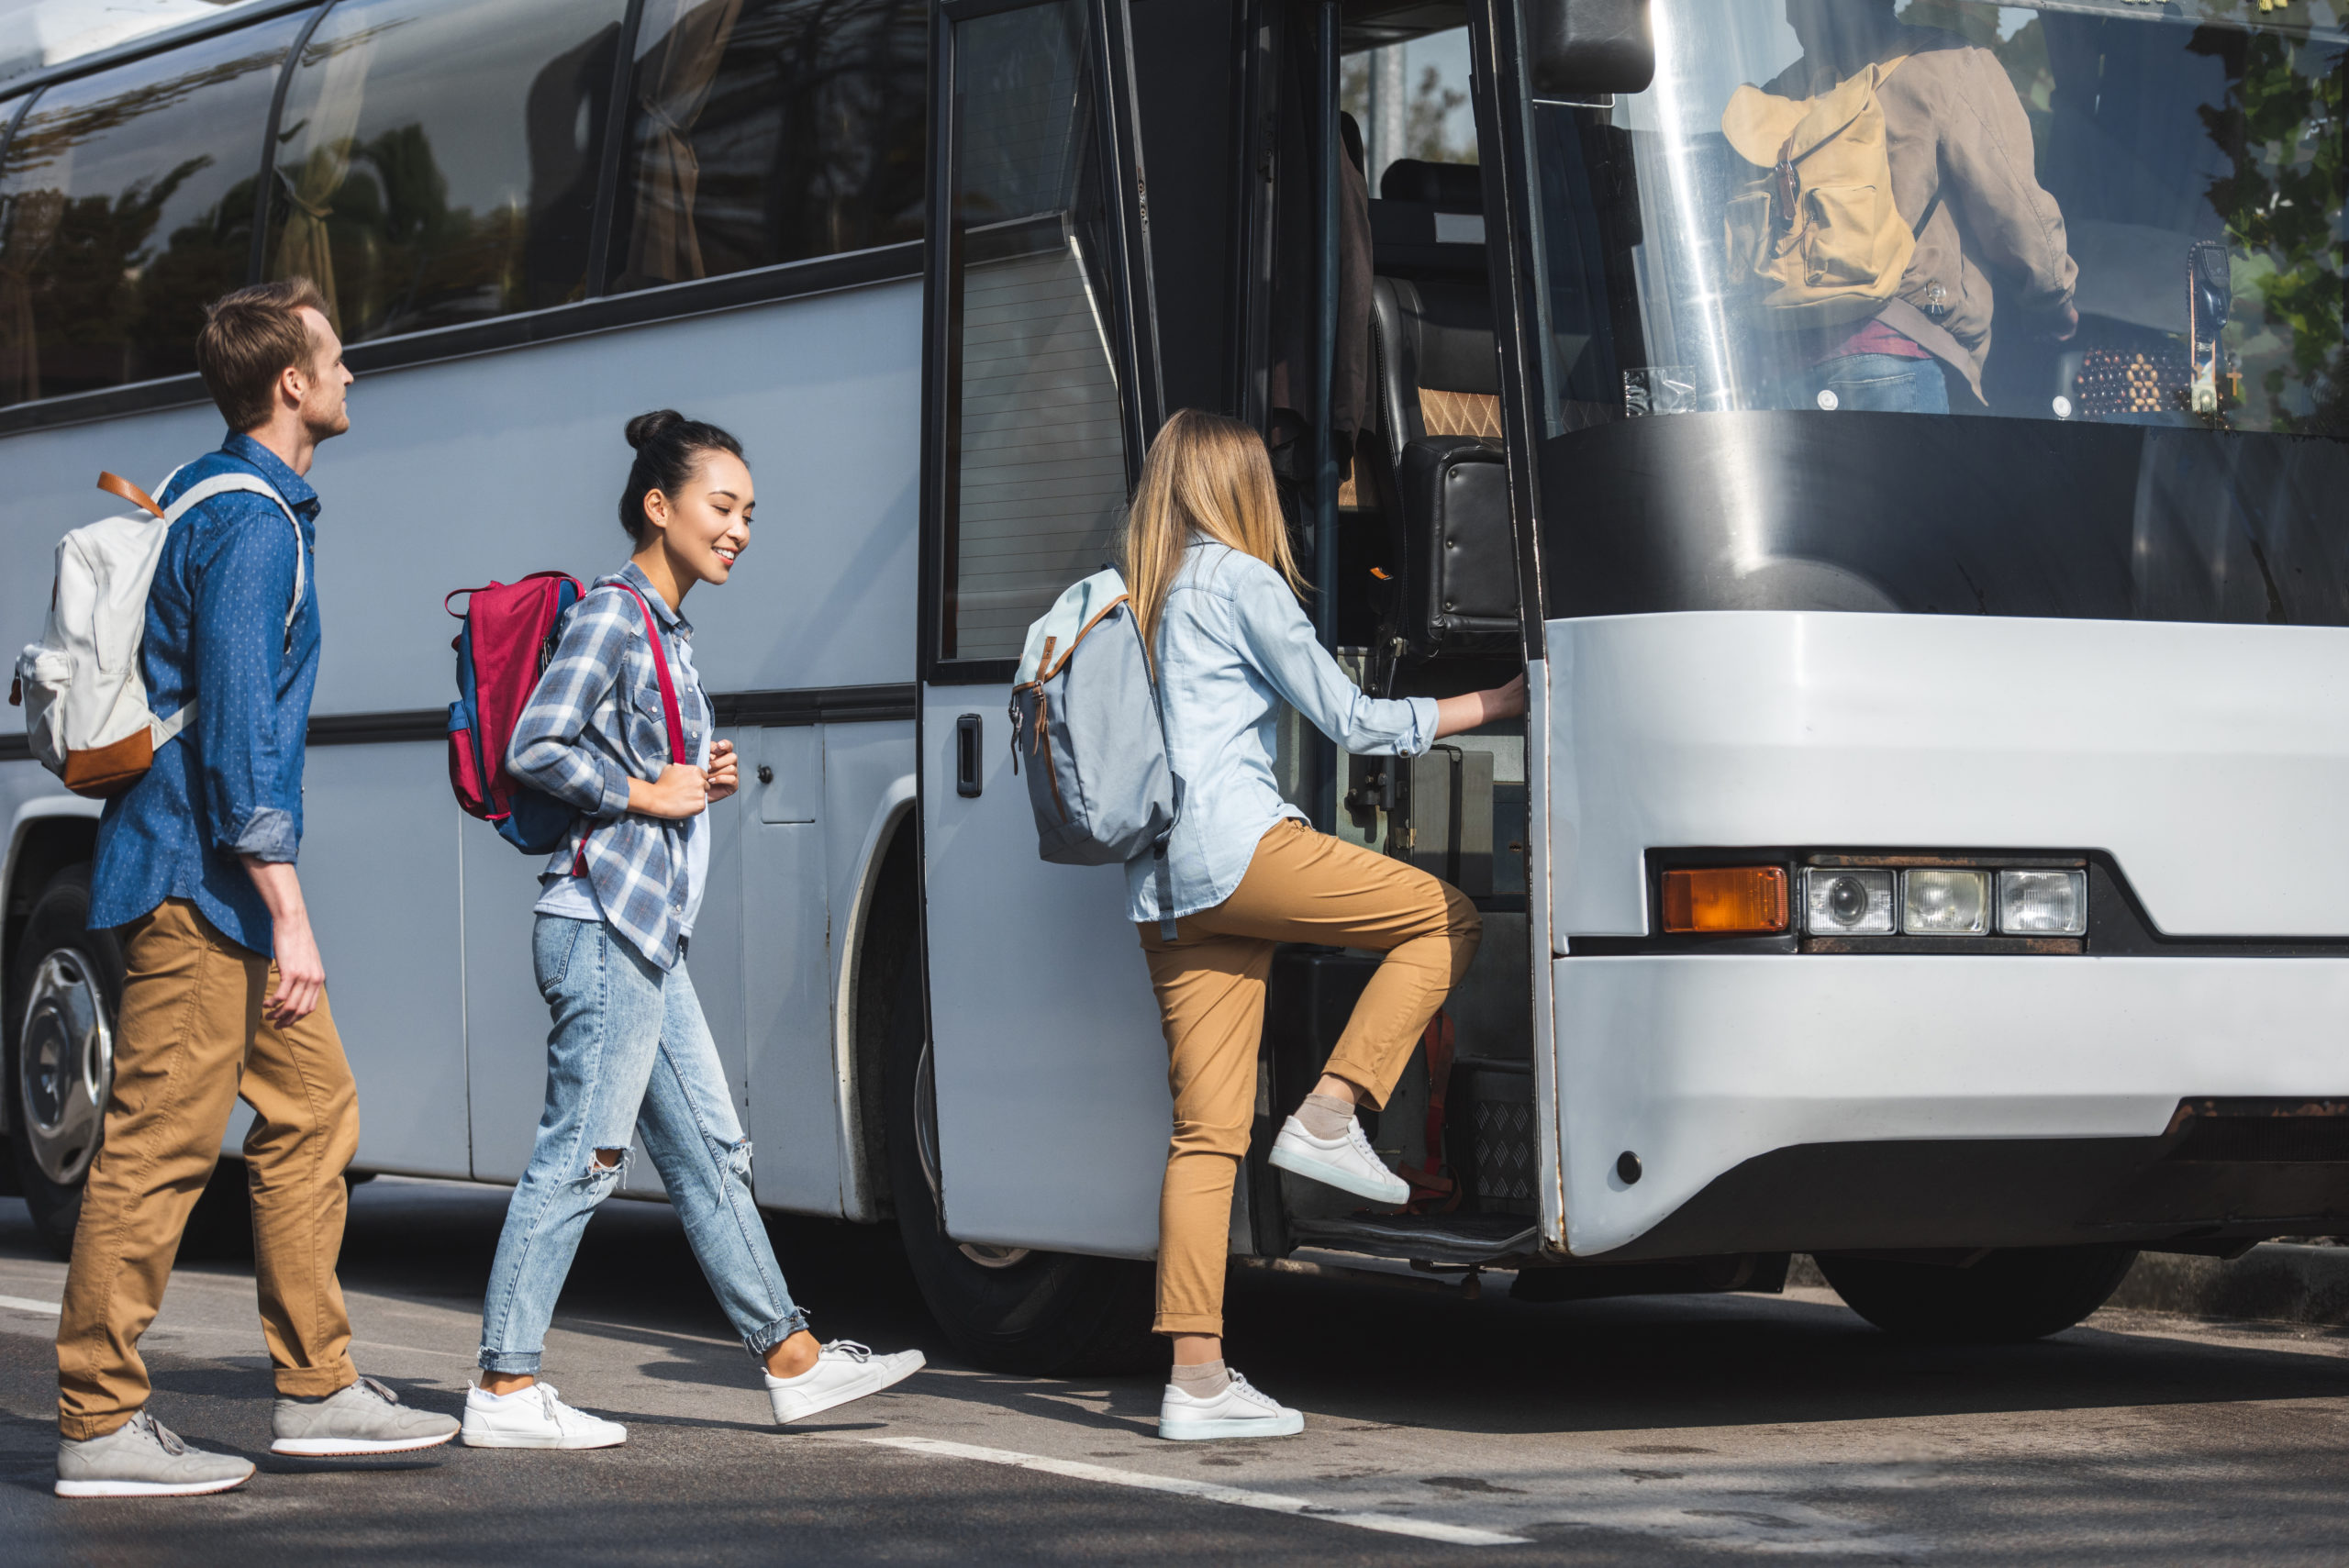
left=1126, top=539, right=1436, bottom=924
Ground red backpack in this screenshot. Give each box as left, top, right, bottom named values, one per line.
left=444, top=573, right=687, bottom=857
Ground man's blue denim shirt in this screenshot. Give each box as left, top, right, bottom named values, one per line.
left=89, top=432, right=321, bottom=956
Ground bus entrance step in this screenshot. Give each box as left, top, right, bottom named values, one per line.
left=1286, top=1212, right=1538, bottom=1267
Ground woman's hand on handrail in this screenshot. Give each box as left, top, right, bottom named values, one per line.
left=1431, top=672, right=1528, bottom=740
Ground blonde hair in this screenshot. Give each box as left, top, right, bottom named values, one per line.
left=1121, top=409, right=1308, bottom=661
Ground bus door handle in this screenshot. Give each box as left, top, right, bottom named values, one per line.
left=955, top=714, right=983, bottom=797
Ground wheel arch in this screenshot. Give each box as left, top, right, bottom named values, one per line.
left=3, top=797, right=103, bottom=1139
left=831, top=777, right=918, bottom=1222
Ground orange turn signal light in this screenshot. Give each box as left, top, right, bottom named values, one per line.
left=1661, top=866, right=1789, bottom=934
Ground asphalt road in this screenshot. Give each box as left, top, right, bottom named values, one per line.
left=0, top=1178, right=2343, bottom=1565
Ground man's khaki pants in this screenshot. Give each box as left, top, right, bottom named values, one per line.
left=56, top=897, right=360, bottom=1439
left=1139, top=819, right=1481, bottom=1337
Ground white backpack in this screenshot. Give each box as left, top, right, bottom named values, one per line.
left=10, top=469, right=305, bottom=799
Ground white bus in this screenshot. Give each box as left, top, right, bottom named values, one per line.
left=4, top=0, right=2343, bottom=1370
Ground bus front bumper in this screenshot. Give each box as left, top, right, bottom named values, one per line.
left=1553, top=952, right=2349, bottom=1259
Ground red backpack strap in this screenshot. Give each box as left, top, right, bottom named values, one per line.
left=615, top=582, right=687, bottom=764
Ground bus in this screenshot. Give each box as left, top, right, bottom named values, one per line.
left=3, top=0, right=2344, bottom=1371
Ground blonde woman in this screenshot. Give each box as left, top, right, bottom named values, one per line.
left=1125, top=410, right=1524, bottom=1440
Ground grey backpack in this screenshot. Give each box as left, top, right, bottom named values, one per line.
left=1009, top=568, right=1183, bottom=937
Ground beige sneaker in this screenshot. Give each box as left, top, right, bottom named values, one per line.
left=57, top=1410, right=255, bottom=1497
left=273, top=1374, right=459, bottom=1456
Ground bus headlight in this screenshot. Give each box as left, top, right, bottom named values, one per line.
left=1803, top=868, right=1894, bottom=933
left=1998, top=869, right=2087, bottom=935
left=1902, top=870, right=1989, bottom=934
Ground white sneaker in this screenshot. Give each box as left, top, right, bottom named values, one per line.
left=460, top=1383, right=627, bottom=1450
left=1268, top=1112, right=1410, bottom=1205
left=1158, top=1370, right=1305, bottom=1440
left=764, top=1340, right=925, bottom=1424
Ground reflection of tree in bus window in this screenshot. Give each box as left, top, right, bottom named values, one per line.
left=0, top=17, right=301, bottom=406
left=264, top=0, right=628, bottom=342
left=1341, top=27, right=1479, bottom=195
left=608, top=0, right=928, bottom=294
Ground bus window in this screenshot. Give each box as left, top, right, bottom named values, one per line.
left=0, top=15, right=301, bottom=406
left=937, top=0, right=1130, bottom=663
left=607, top=0, right=925, bottom=294
left=262, top=0, right=628, bottom=342
left=1530, top=0, right=2345, bottom=436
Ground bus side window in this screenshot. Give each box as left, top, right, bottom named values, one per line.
left=262, top=0, right=629, bottom=344
left=607, top=0, right=926, bottom=295
left=0, top=16, right=303, bottom=407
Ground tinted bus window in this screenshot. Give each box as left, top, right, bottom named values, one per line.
left=264, top=0, right=627, bottom=342
left=0, top=17, right=300, bottom=406
left=609, top=0, right=926, bottom=294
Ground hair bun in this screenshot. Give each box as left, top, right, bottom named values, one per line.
left=616, top=408, right=746, bottom=542
left=624, top=409, right=685, bottom=451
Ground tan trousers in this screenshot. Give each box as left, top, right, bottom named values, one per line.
left=56, top=897, right=360, bottom=1438
left=1139, top=818, right=1480, bottom=1336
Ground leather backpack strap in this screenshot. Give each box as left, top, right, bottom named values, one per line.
left=616, top=582, right=687, bottom=765
left=97, top=471, right=164, bottom=519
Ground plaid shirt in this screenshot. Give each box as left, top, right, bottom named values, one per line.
left=507, top=562, right=711, bottom=970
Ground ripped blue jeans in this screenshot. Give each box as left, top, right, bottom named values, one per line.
left=476, top=916, right=807, bottom=1373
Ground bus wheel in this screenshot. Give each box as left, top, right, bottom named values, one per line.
left=6, top=866, right=122, bottom=1262
left=1817, top=1245, right=2140, bottom=1343
left=884, top=961, right=1154, bottom=1374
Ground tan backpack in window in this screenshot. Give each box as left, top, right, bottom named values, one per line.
left=1720, top=57, right=1917, bottom=329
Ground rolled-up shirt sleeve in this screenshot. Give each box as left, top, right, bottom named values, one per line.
left=192, top=502, right=300, bottom=862
left=1230, top=562, right=1435, bottom=755
left=507, top=595, right=636, bottom=819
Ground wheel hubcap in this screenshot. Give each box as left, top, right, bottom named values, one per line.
left=913, top=1037, right=1030, bottom=1272
left=18, top=950, right=112, bottom=1186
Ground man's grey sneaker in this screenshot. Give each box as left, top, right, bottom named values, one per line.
left=764, top=1341, right=925, bottom=1424
left=56, top=1409, right=255, bottom=1497
left=1269, top=1111, right=1410, bottom=1205
left=272, top=1374, right=460, bottom=1456
left=1157, top=1370, right=1305, bottom=1440
left=461, top=1382, right=627, bottom=1450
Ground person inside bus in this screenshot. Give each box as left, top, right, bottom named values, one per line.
left=1124, top=410, right=1525, bottom=1441
left=1740, top=0, right=2076, bottom=413
left=55, top=279, right=462, bottom=1499
left=464, top=410, right=924, bottom=1448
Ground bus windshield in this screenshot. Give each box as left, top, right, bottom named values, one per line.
left=1525, top=0, right=2347, bottom=439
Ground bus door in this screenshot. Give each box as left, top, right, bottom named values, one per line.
left=1458, top=0, right=1676, bottom=1256
left=914, top=0, right=1171, bottom=1258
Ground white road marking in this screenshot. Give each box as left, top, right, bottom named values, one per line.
left=0, top=1295, right=61, bottom=1315
left=857, top=1433, right=1530, bottom=1547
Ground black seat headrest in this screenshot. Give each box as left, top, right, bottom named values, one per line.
left=1379, top=159, right=1482, bottom=208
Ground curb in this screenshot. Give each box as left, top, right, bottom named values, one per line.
left=2104, top=1243, right=2349, bottom=1328
left=1790, top=1244, right=2349, bottom=1329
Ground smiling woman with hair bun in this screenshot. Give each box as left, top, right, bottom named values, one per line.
left=462, top=410, right=926, bottom=1451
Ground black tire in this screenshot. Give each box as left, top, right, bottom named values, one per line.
left=1818, top=1245, right=2140, bottom=1343
left=6, top=866, right=124, bottom=1260
left=884, top=956, right=1155, bottom=1374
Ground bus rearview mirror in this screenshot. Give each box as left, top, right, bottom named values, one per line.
left=1526, top=0, right=1655, bottom=100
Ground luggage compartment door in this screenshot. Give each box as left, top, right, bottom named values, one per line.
left=913, top=0, right=1171, bottom=1257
